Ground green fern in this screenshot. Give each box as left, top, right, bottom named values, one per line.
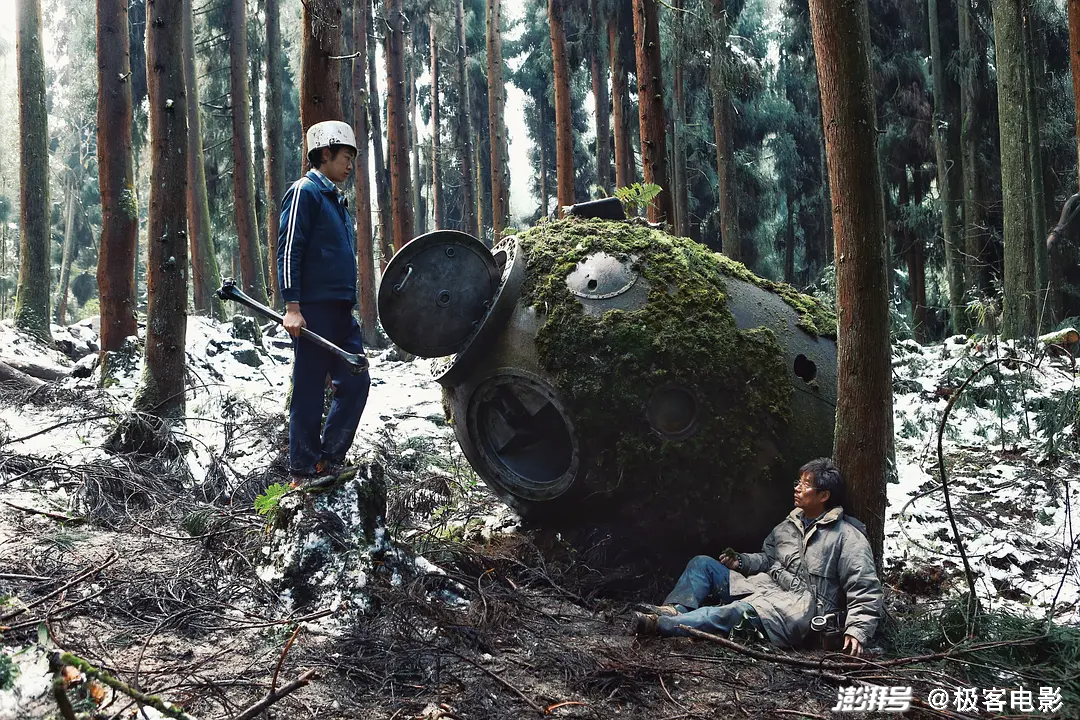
left=614, top=182, right=662, bottom=217
left=255, top=483, right=290, bottom=517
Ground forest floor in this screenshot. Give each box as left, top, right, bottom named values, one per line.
left=1, top=316, right=1079, bottom=719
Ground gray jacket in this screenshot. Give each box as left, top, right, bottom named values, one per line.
left=731, top=506, right=882, bottom=648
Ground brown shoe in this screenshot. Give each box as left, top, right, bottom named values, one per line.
left=634, top=603, right=680, bottom=617
left=631, top=612, right=659, bottom=636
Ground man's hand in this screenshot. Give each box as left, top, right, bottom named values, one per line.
left=719, top=548, right=740, bottom=570
left=283, top=304, right=306, bottom=338
left=842, top=634, right=864, bottom=658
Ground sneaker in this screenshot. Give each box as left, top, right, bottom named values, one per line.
left=315, top=459, right=345, bottom=477
left=634, top=603, right=680, bottom=617
left=631, top=612, right=659, bottom=636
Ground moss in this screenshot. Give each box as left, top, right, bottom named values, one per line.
left=515, top=219, right=807, bottom=547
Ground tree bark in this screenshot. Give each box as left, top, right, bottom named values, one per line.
left=928, top=0, right=964, bottom=335
left=265, top=0, right=285, bottom=305
left=992, top=0, right=1036, bottom=339
left=455, top=0, right=478, bottom=238
left=785, top=190, right=795, bottom=284
left=958, top=0, right=987, bottom=293
left=367, top=0, right=392, bottom=266
left=540, top=93, right=550, bottom=217
left=672, top=0, right=688, bottom=237
left=301, top=0, right=344, bottom=148
left=353, top=0, right=379, bottom=346
left=15, top=0, right=51, bottom=342
left=632, top=0, right=672, bottom=224
left=138, top=0, right=189, bottom=419
left=409, top=47, right=425, bottom=237
left=487, top=0, right=509, bottom=238
left=97, top=0, right=138, bottom=364
left=55, top=173, right=76, bottom=325
left=231, top=0, right=269, bottom=306
left=431, top=9, right=444, bottom=230
left=550, top=0, right=574, bottom=213
left=608, top=14, right=633, bottom=189
left=590, top=0, right=611, bottom=196
left=385, top=0, right=414, bottom=251
left=1023, top=3, right=1050, bottom=330
left=711, top=0, right=739, bottom=259
left=808, top=0, right=893, bottom=565
left=1071, top=0, right=1080, bottom=193
left=250, top=44, right=267, bottom=259
left=184, top=0, right=224, bottom=318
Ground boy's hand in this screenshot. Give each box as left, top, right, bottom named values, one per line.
left=719, top=547, right=740, bottom=570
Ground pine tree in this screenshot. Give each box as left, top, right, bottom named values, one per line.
left=386, top=0, right=415, bottom=250
left=265, top=0, right=286, bottom=304
left=550, top=0, right=574, bottom=212
left=808, top=0, right=893, bottom=563
left=632, top=0, right=672, bottom=224
left=136, top=0, right=190, bottom=419
left=15, top=0, right=51, bottom=341
left=487, top=0, right=510, bottom=238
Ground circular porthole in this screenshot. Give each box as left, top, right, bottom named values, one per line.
left=647, top=385, right=700, bottom=441
left=465, top=371, right=579, bottom=501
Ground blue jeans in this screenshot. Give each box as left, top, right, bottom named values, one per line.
left=289, top=302, right=370, bottom=474
left=658, top=555, right=763, bottom=638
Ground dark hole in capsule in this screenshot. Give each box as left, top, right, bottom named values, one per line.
left=794, top=354, right=817, bottom=382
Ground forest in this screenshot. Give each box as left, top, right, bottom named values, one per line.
left=2, top=0, right=1080, bottom=718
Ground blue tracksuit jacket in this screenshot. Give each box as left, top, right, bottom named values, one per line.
left=277, top=169, right=357, bottom=305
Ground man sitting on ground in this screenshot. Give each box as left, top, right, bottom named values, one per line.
left=632, top=458, right=882, bottom=657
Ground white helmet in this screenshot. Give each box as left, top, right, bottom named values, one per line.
left=306, top=120, right=357, bottom=153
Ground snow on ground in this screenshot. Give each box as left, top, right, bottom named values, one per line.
left=888, top=334, right=1080, bottom=622
left=2, top=318, right=1079, bottom=626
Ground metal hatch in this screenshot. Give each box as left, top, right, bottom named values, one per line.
left=378, top=230, right=501, bottom=358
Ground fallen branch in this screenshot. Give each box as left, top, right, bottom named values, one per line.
left=0, top=572, right=54, bottom=582
left=54, top=652, right=195, bottom=720
left=0, top=360, right=45, bottom=392
left=49, top=653, right=78, bottom=720
left=0, top=551, right=118, bottom=622
left=445, top=648, right=544, bottom=714
left=227, top=669, right=316, bottom=720
left=935, top=356, right=1041, bottom=623
left=2, top=499, right=86, bottom=525
left=2, top=587, right=107, bottom=632
left=678, top=626, right=1041, bottom=671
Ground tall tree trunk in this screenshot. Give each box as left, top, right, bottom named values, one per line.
left=250, top=45, right=267, bottom=258
left=632, top=0, right=672, bottom=224
left=184, top=0, right=224, bottom=318
left=301, top=0, right=344, bottom=146
left=672, top=0, right=688, bottom=237
left=265, top=0, right=285, bottom=305
left=711, top=0, right=739, bottom=259
left=609, top=14, right=633, bottom=189
left=231, top=0, right=269, bottom=306
left=55, top=174, right=76, bottom=325
left=808, top=0, right=893, bottom=565
left=540, top=94, right=550, bottom=217
left=138, top=0, right=189, bottom=419
left=97, top=0, right=138, bottom=365
left=409, top=49, right=425, bottom=237
left=487, top=0, right=509, bottom=238
left=590, top=0, right=611, bottom=196
left=958, top=0, right=987, bottom=293
left=992, top=0, right=1036, bottom=339
left=785, top=190, right=795, bottom=284
left=15, top=0, right=51, bottom=342
left=367, top=0, right=392, bottom=266
left=1023, top=3, right=1050, bottom=330
left=354, top=0, right=378, bottom=346
left=928, top=0, right=964, bottom=335
left=386, top=0, right=414, bottom=251
left=455, top=0, right=478, bottom=238
left=430, top=9, right=444, bottom=230
left=1071, top=0, right=1080, bottom=192
left=900, top=170, right=929, bottom=343
left=550, top=0, right=574, bottom=213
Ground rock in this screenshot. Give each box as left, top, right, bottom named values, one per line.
left=100, top=336, right=141, bottom=384
left=231, top=348, right=263, bottom=368
left=230, top=315, right=263, bottom=345
left=71, top=353, right=99, bottom=379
